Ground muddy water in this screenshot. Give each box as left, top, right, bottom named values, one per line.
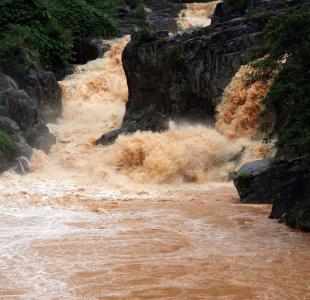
left=0, top=17, right=309, bottom=300
left=1, top=184, right=309, bottom=299
left=177, top=1, right=221, bottom=31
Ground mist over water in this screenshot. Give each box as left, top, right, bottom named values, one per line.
left=2, top=35, right=272, bottom=188
left=0, top=4, right=309, bottom=299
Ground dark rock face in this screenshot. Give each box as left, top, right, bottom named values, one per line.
left=0, top=151, right=12, bottom=173
left=110, top=0, right=305, bottom=142
left=0, top=71, right=57, bottom=158
left=53, top=66, right=75, bottom=82
left=234, top=158, right=310, bottom=231
left=146, top=0, right=186, bottom=34
left=97, top=107, right=168, bottom=145
left=22, top=70, right=62, bottom=122
left=6, top=90, right=40, bottom=131
left=0, top=73, right=18, bottom=92
left=0, top=116, right=32, bottom=159
left=116, top=0, right=191, bottom=37
left=5, top=89, right=56, bottom=153
left=73, top=38, right=111, bottom=65
left=122, top=15, right=268, bottom=126
left=234, top=160, right=272, bottom=204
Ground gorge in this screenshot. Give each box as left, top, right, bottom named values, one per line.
left=0, top=0, right=309, bottom=298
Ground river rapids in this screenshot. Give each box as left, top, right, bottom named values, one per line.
left=0, top=5, right=309, bottom=300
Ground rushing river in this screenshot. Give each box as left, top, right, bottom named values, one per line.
left=0, top=6, right=310, bottom=300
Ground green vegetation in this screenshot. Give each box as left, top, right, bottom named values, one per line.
left=0, top=128, right=17, bottom=158
left=0, top=0, right=128, bottom=75
left=250, top=8, right=310, bottom=157
left=169, top=46, right=187, bottom=70
left=0, top=105, right=9, bottom=117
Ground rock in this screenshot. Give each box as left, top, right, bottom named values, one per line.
left=4, top=89, right=56, bottom=153
left=0, top=73, right=18, bottom=92
left=96, top=129, right=124, bottom=146
left=53, top=66, right=75, bottom=81
left=0, top=73, right=18, bottom=107
left=116, top=0, right=187, bottom=37
left=22, top=70, right=62, bottom=122
left=0, top=151, right=12, bottom=173
left=73, top=38, right=111, bottom=65
left=234, top=158, right=310, bottom=231
left=237, top=159, right=271, bottom=177
left=6, top=90, right=39, bottom=131
left=234, top=159, right=272, bottom=204
left=14, top=156, right=31, bottom=175
left=115, top=0, right=305, bottom=142
left=147, top=0, right=183, bottom=34
left=0, top=116, right=32, bottom=174
left=25, top=126, right=56, bottom=154
left=122, top=15, right=268, bottom=125
left=0, top=116, right=32, bottom=159
left=96, top=107, right=168, bottom=145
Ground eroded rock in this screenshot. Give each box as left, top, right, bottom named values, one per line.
left=234, top=158, right=310, bottom=231
left=23, top=70, right=62, bottom=122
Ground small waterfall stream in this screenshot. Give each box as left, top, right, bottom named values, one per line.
left=0, top=3, right=309, bottom=299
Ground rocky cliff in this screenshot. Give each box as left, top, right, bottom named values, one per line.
left=0, top=69, right=62, bottom=173
left=97, top=0, right=309, bottom=231
left=98, top=0, right=306, bottom=145
left=234, top=158, right=310, bottom=231
left=98, top=5, right=270, bottom=144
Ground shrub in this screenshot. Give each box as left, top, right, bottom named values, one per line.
left=250, top=8, right=310, bottom=157
left=0, top=0, right=119, bottom=73
left=0, top=128, right=17, bottom=158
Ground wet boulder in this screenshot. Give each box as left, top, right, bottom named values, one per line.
left=6, top=90, right=39, bottom=131
left=234, top=159, right=272, bottom=204
left=234, top=158, right=310, bottom=231
left=96, top=107, right=168, bottom=145
left=0, top=73, right=18, bottom=93
left=23, top=70, right=62, bottom=122
left=0, top=116, right=32, bottom=159
left=4, top=89, right=56, bottom=153
left=25, top=125, right=56, bottom=154
left=74, top=38, right=111, bottom=65
left=0, top=151, right=12, bottom=173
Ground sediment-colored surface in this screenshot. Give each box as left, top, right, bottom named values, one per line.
left=0, top=183, right=309, bottom=299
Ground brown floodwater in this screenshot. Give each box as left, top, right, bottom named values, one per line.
left=0, top=6, right=309, bottom=298
left=0, top=183, right=309, bottom=299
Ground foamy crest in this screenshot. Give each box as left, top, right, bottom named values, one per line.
left=177, top=1, right=220, bottom=31
left=2, top=36, right=273, bottom=188
left=216, top=65, right=270, bottom=139
left=104, top=123, right=272, bottom=184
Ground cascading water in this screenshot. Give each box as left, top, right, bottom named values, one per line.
left=2, top=36, right=270, bottom=188
left=0, top=5, right=309, bottom=299
left=177, top=1, right=221, bottom=31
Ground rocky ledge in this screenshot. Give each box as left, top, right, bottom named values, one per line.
left=98, top=0, right=305, bottom=145
left=0, top=70, right=62, bottom=173
left=234, top=158, right=310, bottom=231
left=98, top=12, right=270, bottom=144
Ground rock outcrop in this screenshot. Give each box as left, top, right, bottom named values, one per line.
left=98, top=0, right=306, bottom=145
left=234, top=159, right=272, bottom=204
left=96, top=107, right=168, bottom=145
left=116, top=0, right=187, bottom=37
left=73, top=38, right=111, bottom=65
left=234, top=158, right=310, bottom=231
left=123, top=16, right=267, bottom=120
left=0, top=71, right=59, bottom=173
left=22, top=70, right=62, bottom=122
